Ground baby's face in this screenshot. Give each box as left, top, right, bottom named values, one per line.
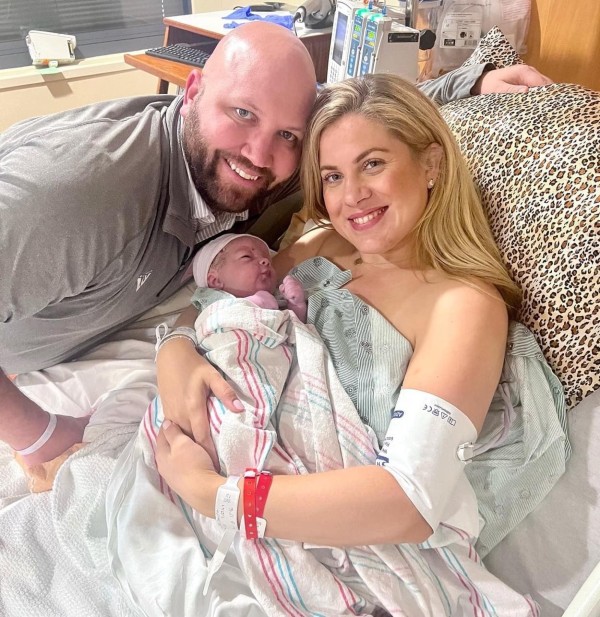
left=210, top=237, right=276, bottom=297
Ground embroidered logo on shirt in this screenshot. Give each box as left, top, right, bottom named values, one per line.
left=136, top=271, right=152, bottom=291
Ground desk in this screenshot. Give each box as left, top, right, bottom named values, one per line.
left=125, top=11, right=332, bottom=94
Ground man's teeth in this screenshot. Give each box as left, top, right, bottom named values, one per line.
left=352, top=208, right=385, bottom=225
left=227, top=159, right=258, bottom=181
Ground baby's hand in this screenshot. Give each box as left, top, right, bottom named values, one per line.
left=280, top=276, right=305, bottom=305
left=280, top=276, right=307, bottom=322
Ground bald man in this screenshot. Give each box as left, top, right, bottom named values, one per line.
left=0, top=22, right=551, bottom=465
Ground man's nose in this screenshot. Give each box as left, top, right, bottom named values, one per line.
left=240, top=131, right=274, bottom=171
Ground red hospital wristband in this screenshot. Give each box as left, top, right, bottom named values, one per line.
left=243, top=469, right=258, bottom=540
left=255, top=471, right=273, bottom=520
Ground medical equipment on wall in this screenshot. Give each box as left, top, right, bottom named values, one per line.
left=26, top=30, right=77, bottom=67
left=430, top=0, right=531, bottom=76
left=374, top=0, right=442, bottom=80
left=359, top=13, right=420, bottom=80
left=327, top=0, right=422, bottom=84
left=295, top=0, right=336, bottom=29
left=327, top=0, right=363, bottom=82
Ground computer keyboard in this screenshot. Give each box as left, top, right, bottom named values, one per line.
left=145, top=43, right=213, bottom=69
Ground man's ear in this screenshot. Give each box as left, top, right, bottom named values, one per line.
left=423, top=143, right=444, bottom=181
left=206, top=270, right=224, bottom=290
left=181, top=69, right=203, bottom=118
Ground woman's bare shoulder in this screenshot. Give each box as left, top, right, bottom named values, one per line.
left=418, top=274, right=507, bottom=329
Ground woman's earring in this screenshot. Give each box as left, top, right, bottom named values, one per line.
left=427, top=179, right=435, bottom=189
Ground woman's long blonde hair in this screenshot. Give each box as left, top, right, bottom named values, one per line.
left=301, top=73, right=521, bottom=311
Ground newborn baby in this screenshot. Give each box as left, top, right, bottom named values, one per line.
left=192, top=234, right=306, bottom=322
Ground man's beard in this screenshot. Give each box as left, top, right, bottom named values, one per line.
left=182, top=108, right=280, bottom=214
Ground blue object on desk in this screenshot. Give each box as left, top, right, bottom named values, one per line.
left=223, top=7, right=294, bottom=29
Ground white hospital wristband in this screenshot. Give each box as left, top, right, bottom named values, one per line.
left=154, top=323, right=199, bottom=360
left=204, top=476, right=241, bottom=596
left=215, top=475, right=240, bottom=531
left=203, top=528, right=236, bottom=596
left=15, top=414, right=58, bottom=456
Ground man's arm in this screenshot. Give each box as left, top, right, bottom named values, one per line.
left=470, top=63, right=553, bottom=94
left=0, top=369, right=89, bottom=466
left=418, top=63, right=493, bottom=105
left=418, top=63, right=553, bottom=105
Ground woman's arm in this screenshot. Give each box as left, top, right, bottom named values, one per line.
left=156, top=304, right=243, bottom=467
left=158, top=422, right=431, bottom=546
left=402, top=280, right=508, bottom=432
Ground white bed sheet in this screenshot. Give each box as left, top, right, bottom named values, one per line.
left=485, top=388, right=600, bottom=616
left=0, top=340, right=151, bottom=617
left=0, top=284, right=194, bottom=617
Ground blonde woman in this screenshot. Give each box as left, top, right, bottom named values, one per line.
left=154, top=74, right=564, bottom=615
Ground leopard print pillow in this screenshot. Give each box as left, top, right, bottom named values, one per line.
left=441, top=83, right=600, bottom=409
left=461, top=25, right=524, bottom=69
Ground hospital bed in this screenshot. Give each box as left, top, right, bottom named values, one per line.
left=1, top=25, right=599, bottom=617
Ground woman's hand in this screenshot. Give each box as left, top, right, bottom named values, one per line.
left=156, top=309, right=244, bottom=470
left=156, top=419, right=221, bottom=515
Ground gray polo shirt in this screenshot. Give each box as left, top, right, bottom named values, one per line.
left=0, top=96, right=244, bottom=373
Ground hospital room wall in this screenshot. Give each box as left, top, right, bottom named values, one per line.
left=0, top=2, right=302, bottom=133
left=0, top=60, right=157, bottom=133
left=524, top=0, right=600, bottom=92
left=3, top=0, right=598, bottom=133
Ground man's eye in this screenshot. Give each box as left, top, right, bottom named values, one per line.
left=280, top=130, right=297, bottom=143
left=235, top=108, right=251, bottom=119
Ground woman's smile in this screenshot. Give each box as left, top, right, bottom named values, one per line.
left=348, top=206, right=388, bottom=230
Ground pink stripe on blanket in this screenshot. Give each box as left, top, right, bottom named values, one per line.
left=334, top=414, right=376, bottom=457
left=234, top=330, right=268, bottom=424
left=456, top=572, right=484, bottom=617
left=439, top=523, right=480, bottom=564
left=208, top=398, right=222, bottom=435
left=440, top=544, right=485, bottom=617
left=271, top=443, right=298, bottom=470
left=333, top=576, right=360, bottom=615
left=252, top=541, right=306, bottom=617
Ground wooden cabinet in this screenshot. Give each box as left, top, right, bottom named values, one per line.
left=525, top=0, right=600, bottom=91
